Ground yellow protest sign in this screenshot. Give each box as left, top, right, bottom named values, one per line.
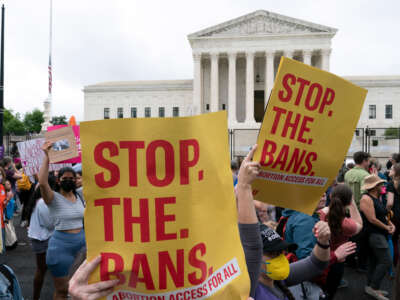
left=81, top=111, right=250, bottom=300
left=252, top=57, right=367, bottom=215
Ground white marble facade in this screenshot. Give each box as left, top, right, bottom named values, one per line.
left=84, top=10, right=400, bottom=134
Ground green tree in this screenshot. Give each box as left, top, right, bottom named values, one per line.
left=50, top=115, right=67, bottom=125
left=3, top=109, right=26, bottom=135
left=23, top=109, right=44, bottom=133
left=384, top=127, right=400, bottom=139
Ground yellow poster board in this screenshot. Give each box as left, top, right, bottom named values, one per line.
left=81, top=111, right=250, bottom=300
left=252, top=57, right=367, bottom=215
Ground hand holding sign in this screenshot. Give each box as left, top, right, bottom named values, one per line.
left=81, top=112, right=250, bottom=299
left=69, top=256, right=119, bottom=300
left=41, top=141, right=53, bottom=156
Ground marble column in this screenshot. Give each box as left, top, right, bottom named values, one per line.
left=245, top=51, right=255, bottom=124
left=192, top=52, right=202, bottom=115
left=210, top=52, right=219, bottom=112
left=303, top=49, right=312, bottom=66
left=265, top=51, right=274, bottom=106
left=321, top=49, right=331, bottom=71
left=228, top=52, right=237, bottom=124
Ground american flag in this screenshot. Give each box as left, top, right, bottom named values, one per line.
left=48, top=55, right=52, bottom=95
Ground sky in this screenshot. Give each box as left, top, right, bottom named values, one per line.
left=3, top=0, right=400, bottom=122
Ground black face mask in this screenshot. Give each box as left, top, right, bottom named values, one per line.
left=60, top=179, right=76, bottom=192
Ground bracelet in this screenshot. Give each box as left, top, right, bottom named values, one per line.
left=317, top=240, right=330, bottom=249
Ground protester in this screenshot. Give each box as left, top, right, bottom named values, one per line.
left=28, top=177, right=56, bottom=300
left=39, top=141, right=85, bottom=300
left=4, top=179, right=18, bottom=249
left=282, top=193, right=326, bottom=260
left=236, top=146, right=332, bottom=300
left=68, top=145, right=331, bottom=300
left=281, top=191, right=357, bottom=299
left=1, top=156, right=22, bottom=194
left=387, top=163, right=400, bottom=266
left=345, top=151, right=371, bottom=207
left=0, top=167, right=6, bottom=253
left=317, top=184, right=361, bottom=299
left=360, top=175, right=395, bottom=300
left=344, top=151, right=370, bottom=272
left=16, top=165, right=33, bottom=227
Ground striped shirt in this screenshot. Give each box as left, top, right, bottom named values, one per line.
left=47, top=191, right=85, bottom=231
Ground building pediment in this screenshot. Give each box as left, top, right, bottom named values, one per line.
left=188, top=10, right=337, bottom=39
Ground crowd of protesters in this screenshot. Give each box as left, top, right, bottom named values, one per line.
left=2, top=143, right=400, bottom=300
left=0, top=142, right=84, bottom=300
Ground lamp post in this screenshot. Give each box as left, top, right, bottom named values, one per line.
left=0, top=4, right=5, bottom=158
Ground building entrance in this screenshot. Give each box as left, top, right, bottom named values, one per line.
left=254, top=91, right=265, bottom=122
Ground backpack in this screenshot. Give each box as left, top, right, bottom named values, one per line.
left=17, top=173, right=31, bottom=191
left=0, top=264, right=24, bottom=299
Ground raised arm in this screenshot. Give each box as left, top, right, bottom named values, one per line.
left=38, top=141, right=54, bottom=205
left=236, top=145, right=262, bottom=298
left=237, top=145, right=260, bottom=224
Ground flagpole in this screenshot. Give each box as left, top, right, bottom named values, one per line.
left=42, top=0, right=53, bottom=132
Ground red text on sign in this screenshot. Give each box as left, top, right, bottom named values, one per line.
left=94, top=139, right=200, bottom=188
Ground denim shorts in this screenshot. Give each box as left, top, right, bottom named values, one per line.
left=30, top=238, right=49, bottom=254
left=46, top=229, right=86, bottom=277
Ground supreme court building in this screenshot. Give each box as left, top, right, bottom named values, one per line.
left=83, top=10, right=400, bottom=156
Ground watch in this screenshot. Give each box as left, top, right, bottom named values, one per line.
left=317, top=240, right=330, bottom=249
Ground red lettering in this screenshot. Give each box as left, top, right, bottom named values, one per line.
left=94, top=141, right=120, bottom=188
left=180, top=139, right=199, bottom=185
left=188, top=243, right=207, bottom=285
left=159, top=250, right=184, bottom=289
left=281, top=111, right=301, bottom=139
left=100, top=252, right=126, bottom=285
left=278, top=73, right=296, bottom=102
left=297, top=116, right=314, bottom=143
left=123, top=198, right=150, bottom=242
left=94, top=198, right=120, bottom=241
left=305, top=83, right=323, bottom=111
left=146, top=140, right=175, bottom=187
left=319, top=88, right=335, bottom=113
left=270, top=107, right=286, bottom=135
left=155, top=197, right=177, bottom=241
left=260, top=140, right=276, bottom=167
left=300, top=152, right=317, bottom=175
left=119, top=141, right=145, bottom=187
left=285, top=148, right=307, bottom=173
left=294, top=77, right=310, bottom=106
left=271, top=145, right=289, bottom=171
left=129, top=254, right=155, bottom=290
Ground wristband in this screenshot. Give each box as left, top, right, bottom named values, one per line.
left=317, top=240, right=330, bottom=249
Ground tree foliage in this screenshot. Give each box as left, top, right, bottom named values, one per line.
left=4, top=109, right=26, bottom=135
left=23, top=109, right=44, bottom=133
left=50, top=115, right=67, bottom=125
left=384, top=127, right=400, bottom=139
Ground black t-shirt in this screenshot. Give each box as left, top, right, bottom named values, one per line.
left=361, top=193, right=389, bottom=236
left=387, top=182, right=400, bottom=220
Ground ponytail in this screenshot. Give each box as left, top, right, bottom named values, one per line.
left=327, top=184, right=352, bottom=238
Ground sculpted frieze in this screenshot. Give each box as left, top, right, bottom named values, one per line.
left=199, top=15, right=324, bottom=37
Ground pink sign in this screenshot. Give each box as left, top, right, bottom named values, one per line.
left=47, top=125, right=81, bottom=163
